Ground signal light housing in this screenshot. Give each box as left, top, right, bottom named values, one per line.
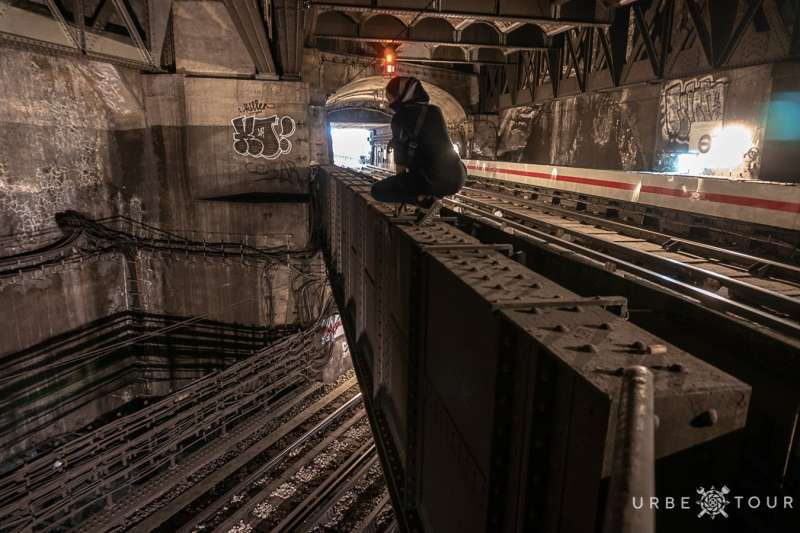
left=382, top=48, right=396, bottom=77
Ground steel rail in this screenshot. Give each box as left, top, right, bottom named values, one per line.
left=456, top=191, right=800, bottom=319
left=355, top=491, right=393, bottom=532
left=271, top=442, right=379, bottom=532
left=363, top=166, right=800, bottom=326
left=0, top=331, right=320, bottom=531
left=176, top=393, right=365, bottom=533
left=212, top=406, right=369, bottom=532
left=461, top=183, right=800, bottom=283
left=466, top=174, right=799, bottom=255
left=445, top=195, right=800, bottom=338
left=123, top=378, right=361, bottom=533
left=291, top=447, right=381, bottom=532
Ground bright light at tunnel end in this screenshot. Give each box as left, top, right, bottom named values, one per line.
left=673, top=123, right=755, bottom=175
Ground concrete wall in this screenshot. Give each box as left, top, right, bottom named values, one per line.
left=0, top=245, right=306, bottom=466
left=0, top=28, right=319, bottom=464
left=491, top=64, right=778, bottom=178
left=0, top=49, right=147, bottom=235
left=182, top=78, right=310, bottom=197
left=0, top=255, right=128, bottom=357
left=173, top=0, right=256, bottom=77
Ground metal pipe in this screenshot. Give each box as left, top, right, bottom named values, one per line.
left=603, top=365, right=655, bottom=533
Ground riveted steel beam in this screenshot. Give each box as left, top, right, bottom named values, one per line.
left=311, top=2, right=612, bottom=29
left=313, top=33, right=550, bottom=52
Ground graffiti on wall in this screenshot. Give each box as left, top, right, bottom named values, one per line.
left=660, top=75, right=727, bottom=148
left=496, top=106, right=542, bottom=161
left=231, top=100, right=296, bottom=160
left=231, top=114, right=296, bottom=160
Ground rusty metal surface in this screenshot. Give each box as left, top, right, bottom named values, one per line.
left=315, top=165, right=751, bottom=532
left=603, top=366, right=656, bottom=533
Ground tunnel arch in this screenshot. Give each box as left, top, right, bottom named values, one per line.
left=460, top=22, right=500, bottom=45
left=432, top=45, right=466, bottom=61
left=325, top=75, right=468, bottom=128
left=409, top=17, right=455, bottom=42
left=361, top=15, right=406, bottom=39
left=507, top=24, right=547, bottom=47
left=476, top=48, right=505, bottom=63
left=315, top=11, right=359, bottom=37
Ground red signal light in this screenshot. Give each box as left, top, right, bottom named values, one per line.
left=382, top=48, right=396, bottom=77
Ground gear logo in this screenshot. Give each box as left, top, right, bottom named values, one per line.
left=696, top=485, right=731, bottom=518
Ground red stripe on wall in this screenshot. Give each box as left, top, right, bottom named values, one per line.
left=466, top=165, right=800, bottom=214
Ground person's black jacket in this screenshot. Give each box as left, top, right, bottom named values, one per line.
left=390, top=84, right=465, bottom=189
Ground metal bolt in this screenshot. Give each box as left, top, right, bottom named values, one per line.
left=599, top=322, right=614, bottom=330
left=668, top=363, right=686, bottom=373
left=692, top=409, right=719, bottom=427
left=553, top=324, right=570, bottom=333
left=578, top=344, right=598, bottom=353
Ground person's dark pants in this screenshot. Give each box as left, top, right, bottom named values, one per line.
left=371, top=167, right=465, bottom=204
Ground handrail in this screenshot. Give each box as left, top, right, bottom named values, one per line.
left=603, top=366, right=656, bottom=533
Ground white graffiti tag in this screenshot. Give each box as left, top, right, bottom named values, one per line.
left=660, top=75, right=727, bottom=145
left=231, top=114, right=296, bottom=160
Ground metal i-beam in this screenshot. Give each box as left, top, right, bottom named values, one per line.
left=311, top=2, right=611, bottom=29
left=223, top=0, right=278, bottom=77
left=111, top=0, right=155, bottom=66
left=45, top=0, right=80, bottom=49
left=313, top=34, right=549, bottom=52
left=316, top=166, right=750, bottom=533
left=685, top=0, right=714, bottom=66
left=90, top=0, right=114, bottom=31
left=716, top=0, right=764, bottom=66
left=632, top=2, right=661, bottom=77
left=565, top=29, right=585, bottom=91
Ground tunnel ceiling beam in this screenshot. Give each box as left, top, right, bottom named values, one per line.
left=397, top=57, right=517, bottom=66
left=479, top=0, right=800, bottom=113
left=313, top=34, right=549, bottom=53
left=274, top=0, right=306, bottom=79
left=0, top=0, right=170, bottom=70
left=310, top=3, right=612, bottom=32
left=110, top=0, right=155, bottom=66
left=223, top=0, right=278, bottom=77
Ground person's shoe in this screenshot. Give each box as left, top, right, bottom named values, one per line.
left=415, top=199, right=442, bottom=225
left=417, top=195, right=437, bottom=210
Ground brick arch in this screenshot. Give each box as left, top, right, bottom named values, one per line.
left=315, top=11, right=358, bottom=37
left=410, top=17, right=456, bottom=42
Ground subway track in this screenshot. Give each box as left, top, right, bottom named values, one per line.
left=0, top=319, right=396, bottom=533
left=362, top=166, right=800, bottom=341
left=461, top=172, right=800, bottom=261
left=91, top=373, right=374, bottom=533
left=448, top=186, right=800, bottom=338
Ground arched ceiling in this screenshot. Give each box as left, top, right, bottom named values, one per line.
left=309, top=2, right=612, bottom=68
left=325, top=76, right=468, bottom=127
